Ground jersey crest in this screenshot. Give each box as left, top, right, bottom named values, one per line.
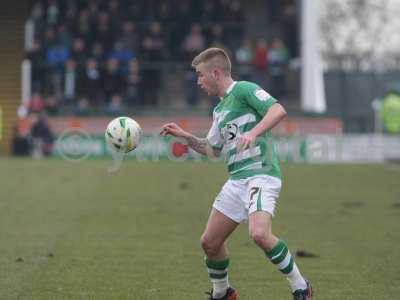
left=223, top=123, right=239, bottom=141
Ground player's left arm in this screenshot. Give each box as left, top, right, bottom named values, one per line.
left=238, top=103, right=286, bottom=151
left=237, top=86, right=287, bottom=151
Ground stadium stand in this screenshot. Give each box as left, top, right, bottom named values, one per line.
left=25, top=0, right=297, bottom=115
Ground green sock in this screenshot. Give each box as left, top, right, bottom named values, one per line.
left=266, top=239, right=307, bottom=292
left=205, top=257, right=230, bottom=298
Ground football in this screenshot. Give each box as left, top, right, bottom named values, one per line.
left=105, top=117, right=142, bottom=153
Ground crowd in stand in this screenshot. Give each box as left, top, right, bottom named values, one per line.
left=26, top=0, right=296, bottom=116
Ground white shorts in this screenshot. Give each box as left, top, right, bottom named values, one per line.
left=213, top=175, right=282, bottom=223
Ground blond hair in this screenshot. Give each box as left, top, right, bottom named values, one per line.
left=191, top=47, right=231, bottom=75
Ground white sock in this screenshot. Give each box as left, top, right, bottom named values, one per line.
left=205, top=258, right=230, bottom=298
left=286, top=263, right=307, bottom=292
left=212, top=276, right=229, bottom=298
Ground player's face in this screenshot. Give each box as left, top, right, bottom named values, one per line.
left=196, top=63, right=219, bottom=96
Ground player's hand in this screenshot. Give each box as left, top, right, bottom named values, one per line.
left=160, top=123, right=188, bottom=138
left=237, top=132, right=257, bottom=152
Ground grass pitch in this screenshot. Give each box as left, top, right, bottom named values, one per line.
left=0, top=159, right=399, bottom=299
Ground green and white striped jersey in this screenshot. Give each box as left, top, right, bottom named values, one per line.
left=207, top=81, right=281, bottom=180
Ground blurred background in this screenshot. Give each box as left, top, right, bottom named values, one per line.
left=0, top=0, right=398, bottom=160
left=0, top=1, right=400, bottom=299
left=1, top=0, right=399, bottom=161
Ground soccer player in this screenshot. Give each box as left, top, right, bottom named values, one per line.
left=161, top=48, right=312, bottom=300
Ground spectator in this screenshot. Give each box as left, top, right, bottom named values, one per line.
left=224, top=0, right=244, bottom=48
left=157, top=2, right=173, bottom=25
left=268, top=37, right=289, bottom=99
left=282, top=1, right=298, bottom=58
left=175, top=2, right=193, bottom=35
left=31, top=1, right=44, bottom=23
left=77, top=8, right=90, bottom=33
left=12, top=124, right=31, bottom=156
left=64, top=58, right=77, bottom=102
left=182, top=23, right=205, bottom=59
left=119, top=21, right=139, bottom=53
left=56, top=24, right=72, bottom=48
left=46, top=0, right=59, bottom=26
left=65, top=2, right=78, bottom=32
left=27, top=0, right=252, bottom=112
left=219, top=0, right=231, bottom=19
left=28, top=92, right=45, bottom=113
left=208, top=24, right=226, bottom=48
left=201, top=0, right=220, bottom=25
left=26, top=40, right=46, bottom=92
left=253, top=38, right=269, bottom=86
left=141, top=22, right=164, bottom=105
left=141, top=22, right=164, bottom=61
left=267, top=0, right=282, bottom=24
left=225, top=0, right=244, bottom=23
left=77, top=58, right=103, bottom=105
left=46, top=42, right=69, bottom=70
left=183, top=65, right=200, bottom=107
left=141, top=64, right=161, bottom=106
left=46, top=42, right=69, bottom=96
left=235, top=38, right=254, bottom=81
left=109, top=41, right=134, bottom=73
left=91, top=42, right=105, bottom=63
left=75, top=97, right=90, bottom=115
left=181, top=23, right=206, bottom=107
left=125, top=59, right=142, bottom=106
left=70, top=37, right=87, bottom=68
left=103, top=58, right=124, bottom=100
left=94, top=12, right=114, bottom=51
left=30, top=113, right=54, bottom=157
left=43, top=26, right=57, bottom=49
left=88, top=1, right=99, bottom=22
left=44, top=96, right=59, bottom=115
left=106, top=94, right=124, bottom=116
left=128, top=2, right=144, bottom=22
left=76, top=8, right=93, bottom=44
left=108, top=0, right=122, bottom=28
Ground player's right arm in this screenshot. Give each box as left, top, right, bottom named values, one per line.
left=160, top=123, right=221, bottom=157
